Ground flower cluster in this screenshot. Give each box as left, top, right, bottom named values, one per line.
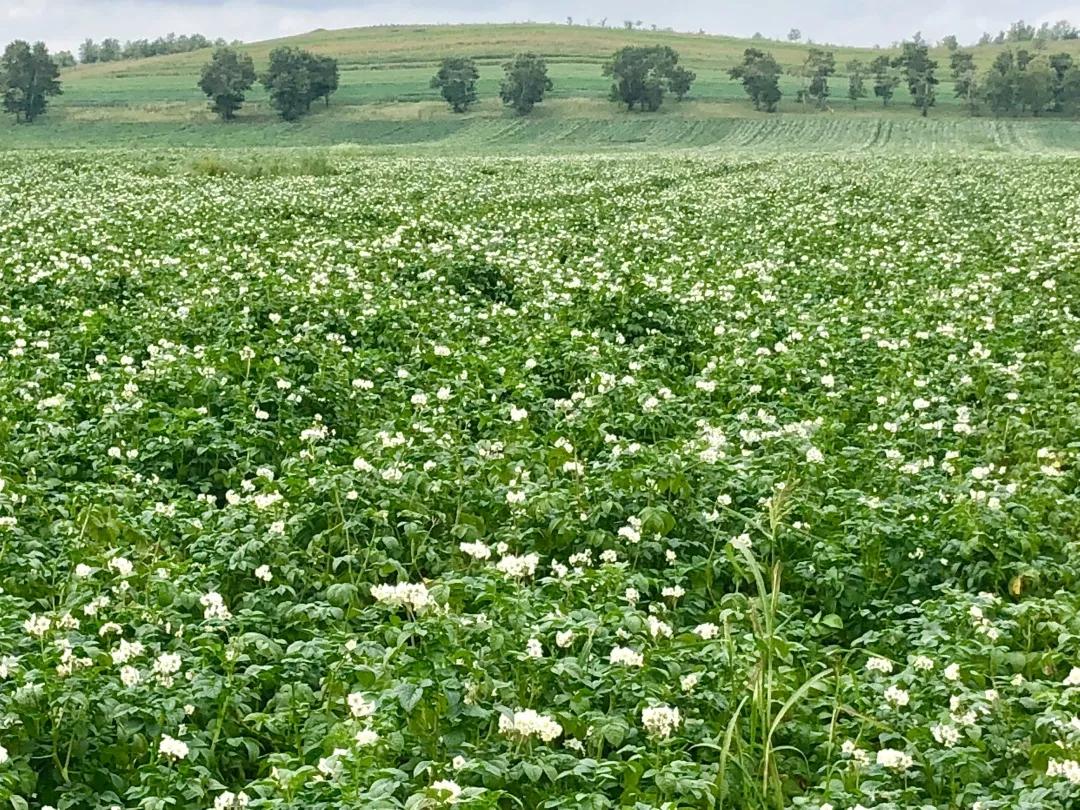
left=369, top=582, right=432, bottom=612
left=498, top=708, right=563, bottom=742
left=641, top=704, right=682, bottom=739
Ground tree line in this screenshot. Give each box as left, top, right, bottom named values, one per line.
left=199, top=44, right=692, bottom=120
left=975, top=19, right=1079, bottom=46
left=967, top=49, right=1080, bottom=116
left=78, top=33, right=239, bottom=64
left=732, top=34, right=1080, bottom=117
left=1, top=38, right=697, bottom=123
left=5, top=34, right=1080, bottom=125
left=426, top=46, right=695, bottom=115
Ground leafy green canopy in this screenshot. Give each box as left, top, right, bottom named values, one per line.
left=499, top=52, right=553, bottom=115
left=846, top=59, right=868, bottom=108
left=603, top=45, right=695, bottom=111
left=871, top=54, right=901, bottom=106
left=1, top=40, right=62, bottom=123
left=431, top=56, right=480, bottom=112
left=261, top=47, right=339, bottom=121
left=803, top=48, right=836, bottom=108
left=897, top=38, right=939, bottom=117
left=198, top=47, right=257, bottom=121
left=729, top=48, right=783, bottom=112
left=980, top=49, right=1080, bottom=116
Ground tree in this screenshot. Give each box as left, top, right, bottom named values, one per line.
left=53, top=51, right=76, bottom=68
left=431, top=57, right=479, bottom=112
left=1049, top=53, right=1074, bottom=111
left=307, top=54, right=339, bottom=107
left=788, top=29, right=802, bottom=42
left=941, top=34, right=959, bottom=51
left=2, top=40, right=62, bottom=123
left=606, top=47, right=663, bottom=111
left=262, top=46, right=313, bottom=121
left=950, top=49, right=978, bottom=113
left=668, top=65, right=696, bottom=100
left=803, top=48, right=835, bottom=108
left=896, top=38, right=937, bottom=116
left=1064, top=68, right=1080, bottom=112
left=98, top=38, right=122, bottom=63
left=499, top=52, right=552, bottom=114
left=603, top=46, right=691, bottom=111
left=74, top=32, right=222, bottom=64
left=78, top=39, right=99, bottom=64
left=991, top=50, right=1016, bottom=76
left=729, top=48, right=783, bottom=112
left=1050, top=20, right=1080, bottom=40
left=198, top=46, right=256, bottom=121
left=123, top=39, right=147, bottom=60
left=1018, top=58, right=1054, bottom=115
left=846, top=60, right=867, bottom=108
left=1007, top=20, right=1036, bottom=42
left=870, top=55, right=899, bottom=106
left=983, top=51, right=1019, bottom=116
left=258, top=47, right=335, bottom=119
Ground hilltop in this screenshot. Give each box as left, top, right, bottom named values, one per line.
left=6, top=23, right=1080, bottom=151
left=68, top=23, right=1080, bottom=79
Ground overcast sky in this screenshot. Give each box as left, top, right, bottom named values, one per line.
left=4, top=0, right=1080, bottom=53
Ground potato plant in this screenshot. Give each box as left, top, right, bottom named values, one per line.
left=0, top=152, right=1077, bottom=809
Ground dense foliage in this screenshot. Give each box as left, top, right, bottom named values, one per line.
left=78, top=34, right=237, bottom=64
left=974, top=49, right=1080, bottom=117
left=727, top=41, right=1080, bottom=117
left=431, top=57, right=480, bottom=113
left=801, top=48, right=836, bottom=108
left=896, top=38, right=938, bottom=117
left=729, top=49, right=783, bottom=112
left=0, top=152, right=1079, bottom=810
left=846, top=60, right=867, bottom=108
left=198, top=48, right=257, bottom=121
left=604, top=46, right=695, bottom=111
left=871, top=55, right=900, bottom=106
left=1, top=40, right=62, bottom=123
left=978, top=19, right=1080, bottom=45
left=499, top=53, right=553, bottom=115
left=260, top=48, right=339, bottom=121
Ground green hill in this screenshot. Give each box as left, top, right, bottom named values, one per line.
left=6, top=23, right=1080, bottom=151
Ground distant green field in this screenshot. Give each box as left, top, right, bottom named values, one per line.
left=6, top=109, right=1080, bottom=154
left=5, top=23, right=1080, bottom=152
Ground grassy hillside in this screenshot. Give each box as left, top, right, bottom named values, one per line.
left=65, top=23, right=1080, bottom=80
left=7, top=23, right=1080, bottom=151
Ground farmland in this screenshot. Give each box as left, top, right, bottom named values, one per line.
left=0, top=149, right=1078, bottom=809
left=6, top=107, right=1080, bottom=153
left=6, top=23, right=1080, bottom=151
